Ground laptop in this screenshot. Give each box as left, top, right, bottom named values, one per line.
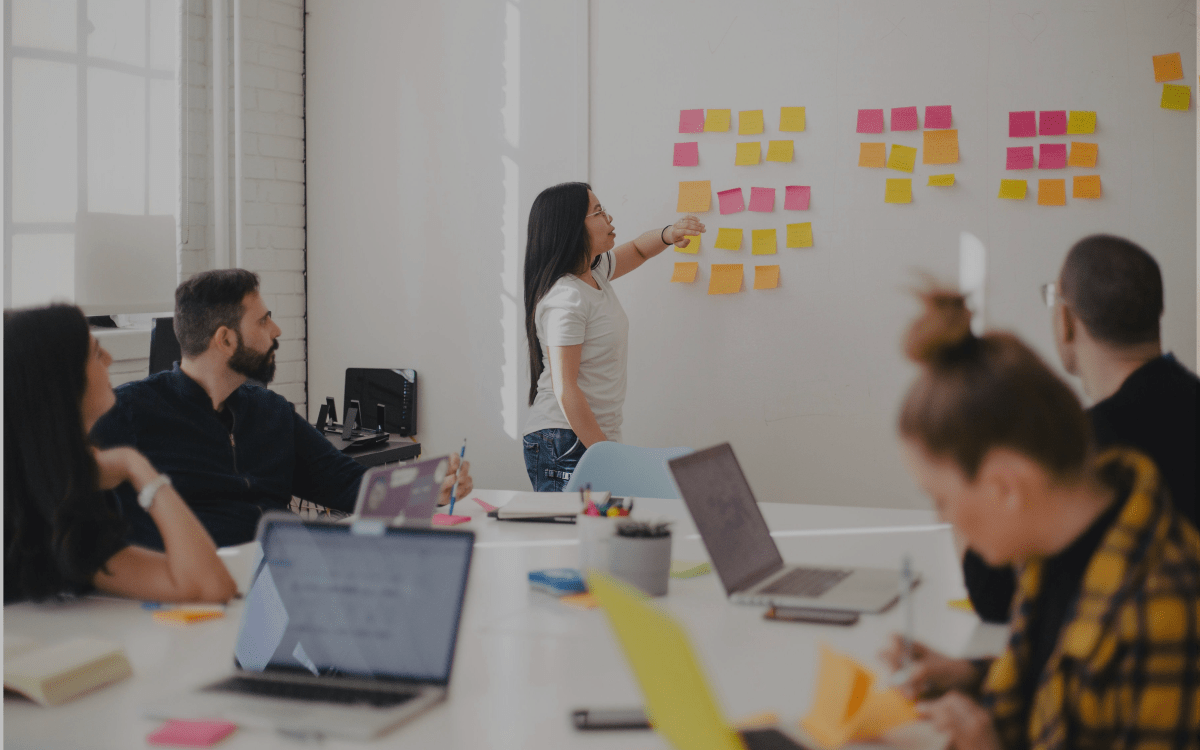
left=352, top=454, right=451, bottom=526
left=588, top=571, right=813, bottom=750
left=145, top=514, right=475, bottom=740
left=668, top=443, right=907, bottom=613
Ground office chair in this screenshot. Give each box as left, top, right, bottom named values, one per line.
left=564, top=442, right=694, bottom=499
left=148, top=317, right=181, bottom=375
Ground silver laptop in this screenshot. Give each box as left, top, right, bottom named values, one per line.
left=145, top=514, right=475, bottom=740
left=668, top=443, right=908, bottom=613
left=352, top=454, right=451, bottom=526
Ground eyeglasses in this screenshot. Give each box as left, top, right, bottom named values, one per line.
left=1040, top=281, right=1058, bottom=308
left=585, top=206, right=611, bottom=220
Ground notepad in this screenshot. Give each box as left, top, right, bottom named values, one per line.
left=784, top=185, right=811, bottom=210
left=751, top=229, right=777, bottom=255
left=856, top=109, right=884, bottom=134
left=786, top=223, right=813, bottom=248
left=677, top=181, right=712, bottom=212
left=890, top=106, right=918, bottom=131
left=735, top=142, right=761, bottom=166
left=998, top=179, right=1028, bottom=200
left=717, top=188, right=745, bottom=215
left=1009, top=110, right=1036, bottom=137
left=1161, top=84, right=1190, bottom=111
left=1066, top=110, right=1096, bottom=134
left=560, top=592, right=600, bottom=610
left=1037, top=179, right=1066, bottom=206
left=1039, top=143, right=1067, bottom=169
left=670, top=560, right=713, bottom=578
left=148, top=720, right=239, bottom=748
left=1153, top=52, right=1183, bottom=82
left=432, top=513, right=470, bottom=526
left=753, top=265, right=780, bottom=290
left=673, top=142, right=700, bottom=167
left=679, top=109, right=705, bottom=133
left=927, top=174, right=955, bottom=186
left=924, top=105, right=952, bottom=129
left=887, top=144, right=916, bottom=173
left=884, top=179, right=912, bottom=204
left=1039, top=110, right=1067, bottom=136
left=1006, top=146, right=1034, bottom=170
left=705, top=109, right=731, bottom=132
left=4, top=636, right=133, bottom=707
left=1072, top=175, right=1102, bottom=199
left=800, top=644, right=919, bottom=749
left=473, top=496, right=498, bottom=513
left=858, top=143, right=886, bottom=168
left=748, top=187, right=776, bottom=212
left=708, top=264, right=743, bottom=295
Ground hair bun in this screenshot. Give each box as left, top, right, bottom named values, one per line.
left=904, top=287, right=974, bottom=365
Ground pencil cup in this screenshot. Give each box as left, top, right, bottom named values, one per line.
left=608, top=533, right=672, bottom=597
left=577, top=515, right=618, bottom=573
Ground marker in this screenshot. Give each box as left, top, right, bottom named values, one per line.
left=448, top=439, right=467, bottom=516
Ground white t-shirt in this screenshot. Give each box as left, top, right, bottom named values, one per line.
left=524, top=252, right=629, bottom=442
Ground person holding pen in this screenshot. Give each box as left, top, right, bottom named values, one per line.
left=522, top=182, right=704, bottom=491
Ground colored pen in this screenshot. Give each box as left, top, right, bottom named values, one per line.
left=448, top=439, right=467, bottom=516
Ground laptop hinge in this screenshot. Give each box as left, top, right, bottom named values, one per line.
left=731, top=560, right=786, bottom=595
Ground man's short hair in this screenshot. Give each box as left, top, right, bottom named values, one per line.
left=174, top=269, right=261, bottom=357
left=1059, top=234, right=1163, bottom=347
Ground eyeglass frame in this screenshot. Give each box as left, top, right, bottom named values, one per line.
left=584, top=206, right=611, bottom=221
left=1040, top=281, right=1059, bottom=308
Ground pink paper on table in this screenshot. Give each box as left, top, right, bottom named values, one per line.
left=784, top=185, right=811, bottom=210
left=1039, top=110, right=1067, bottom=136
left=1038, top=143, right=1067, bottom=169
left=673, top=142, right=699, bottom=166
left=890, top=106, right=919, bottom=131
left=924, top=105, right=952, bottom=129
left=748, top=187, right=775, bottom=212
left=1009, top=110, right=1036, bottom=137
left=679, top=109, right=704, bottom=133
left=473, top=497, right=498, bottom=512
left=148, top=720, right=238, bottom=748
left=1006, top=146, right=1035, bottom=170
left=856, top=109, right=885, bottom=133
left=433, top=514, right=470, bottom=526
left=718, top=188, right=746, bottom=215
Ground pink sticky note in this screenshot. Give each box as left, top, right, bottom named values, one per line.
left=784, top=185, right=811, bottom=210
left=473, top=497, right=497, bottom=513
left=924, top=105, right=952, bottom=129
left=856, top=109, right=885, bottom=133
left=148, top=720, right=238, bottom=748
left=673, top=142, right=699, bottom=166
left=679, top=109, right=704, bottom=133
left=748, top=187, right=776, bottom=212
left=1009, top=111, right=1036, bottom=137
left=1039, top=143, right=1067, bottom=169
left=891, top=106, right=919, bottom=131
left=1006, top=146, right=1035, bottom=170
left=433, top=514, right=470, bottom=526
left=718, top=188, right=746, bottom=215
left=1039, top=110, right=1067, bottom=136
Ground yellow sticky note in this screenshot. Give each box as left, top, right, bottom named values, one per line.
left=1073, top=175, right=1102, bottom=199
left=1066, top=111, right=1096, bottom=134
left=738, top=109, right=764, bottom=135
left=1153, top=52, right=1183, bottom=82
left=948, top=598, right=974, bottom=612
left=779, top=106, right=806, bottom=132
left=675, top=234, right=701, bottom=254
left=786, top=222, right=813, bottom=248
left=887, top=144, right=917, bottom=173
left=713, top=227, right=743, bottom=251
left=670, top=262, right=699, bottom=283
left=1161, top=84, right=1190, bottom=111
left=998, top=179, right=1027, bottom=200
left=1068, top=142, right=1098, bottom=168
left=884, top=178, right=912, bottom=204
left=677, top=180, right=712, bottom=212
left=753, top=265, right=780, bottom=290
left=735, top=142, right=761, bottom=166
left=708, top=264, right=743, bottom=295
left=858, top=142, right=886, bottom=167
left=751, top=229, right=777, bottom=255
left=928, top=174, right=955, bottom=186
left=1038, top=179, right=1066, bottom=206
left=923, top=129, right=959, bottom=164
left=704, top=108, right=731, bottom=132
left=765, top=140, right=794, bottom=162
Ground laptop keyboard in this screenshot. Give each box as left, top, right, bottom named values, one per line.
left=205, top=676, right=417, bottom=708
left=759, top=567, right=852, bottom=598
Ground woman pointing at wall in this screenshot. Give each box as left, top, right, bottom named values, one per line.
left=522, top=182, right=704, bottom=491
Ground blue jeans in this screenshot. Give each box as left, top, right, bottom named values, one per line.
left=523, top=428, right=586, bottom=492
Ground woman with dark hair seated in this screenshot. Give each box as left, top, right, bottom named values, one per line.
left=4, top=305, right=236, bottom=604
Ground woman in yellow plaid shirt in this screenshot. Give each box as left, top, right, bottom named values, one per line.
left=881, top=288, right=1200, bottom=750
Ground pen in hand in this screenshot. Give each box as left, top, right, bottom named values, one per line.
left=448, top=439, right=467, bottom=516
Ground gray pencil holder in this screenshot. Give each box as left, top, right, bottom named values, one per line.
left=608, top=532, right=672, bottom=597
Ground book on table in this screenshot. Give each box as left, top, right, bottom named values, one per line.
left=494, top=491, right=607, bottom=521
left=4, top=635, right=132, bottom=707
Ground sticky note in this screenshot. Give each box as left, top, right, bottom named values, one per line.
left=153, top=606, right=226, bottom=625
left=1009, top=110, right=1037, bottom=137
left=717, top=188, right=745, bottom=215
left=753, top=265, right=780, bottom=290
left=704, top=108, right=731, bottom=131
left=922, top=129, right=959, bottom=164
left=948, top=598, right=974, bottom=612
left=1073, top=175, right=1102, bottom=199
left=1066, top=110, right=1096, bottom=134
left=1068, top=141, right=1098, bottom=168
left=473, top=497, right=497, bottom=512
left=884, top=178, right=912, bottom=204
left=779, top=107, right=806, bottom=132
left=670, top=262, right=699, bottom=283
left=924, top=105, right=952, bottom=129
left=1039, top=110, right=1067, bottom=136
left=670, top=560, right=713, bottom=578
left=748, top=187, right=776, bottom=212
left=890, top=106, right=919, bottom=131
left=1161, top=84, right=1191, bottom=111
left=559, top=592, right=599, bottom=610
left=1153, top=52, right=1183, bottom=82
left=801, top=645, right=919, bottom=749
left=998, top=179, right=1028, bottom=200
left=784, top=185, right=811, bottom=210
left=148, top=720, right=239, bottom=748
left=765, top=140, right=794, bottom=162
left=677, top=181, right=712, bottom=212
left=1038, top=179, right=1066, bottom=206
left=433, top=514, right=470, bottom=526
left=735, top=142, right=761, bottom=166
left=751, top=228, right=777, bottom=255
left=679, top=109, right=705, bottom=133
left=928, top=174, right=955, bottom=186
left=708, top=264, right=743, bottom=294
left=786, top=222, right=813, bottom=248
left=675, top=234, right=700, bottom=254
left=1039, top=143, right=1067, bottom=169
left=1006, top=146, right=1035, bottom=170
left=887, top=144, right=917, bottom=173
left=714, top=227, right=743, bottom=250
left=856, top=109, right=885, bottom=133
left=858, top=142, right=886, bottom=167
left=673, top=142, right=700, bottom=167
left=738, top=109, right=764, bottom=135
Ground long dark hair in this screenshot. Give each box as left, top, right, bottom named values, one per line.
left=524, top=182, right=595, bottom=405
left=4, top=304, right=126, bottom=601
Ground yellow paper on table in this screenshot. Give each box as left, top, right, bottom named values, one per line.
left=675, top=234, right=701, bottom=254
left=886, top=144, right=917, bottom=173
left=1073, top=175, right=1102, bottom=199
left=677, top=180, right=712, bottom=212
left=738, top=109, right=764, bottom=135
left=714, top=227, right=743, bottom=251
left=858, top=142, right=886, bottom=167
left=779, top=106, right=806, bottom=132
left=708, top=264, right=743, bottom=295
left=735, top=142, right=761, bottom=166
left=753, top=265, right=780, bottom=290
left=751, top=229, right=777, bottom=255
left=1068, top=142, right=1098, bottom=168
left=922, top=129, right=959, bottom=164
left=670, top=262, right=699, bottom=283
left=765, top=140, right=794, bottom=162
left=800, top=644, right=919, bottom=749
left=884, top=179, right=912, bottom=204
left=1066, top=110, right=1096, bottom=134
left=786, top=222, right=813, bottom=248
left=928, top=174, right=955, bottom=186
left=1161, top=84, right=1190, bottom=111
left=704, top=109, right=731, bottom=131
left=1038, top=179, right=1066, bottom=206
left=998, top=179, right=1027, bottom=200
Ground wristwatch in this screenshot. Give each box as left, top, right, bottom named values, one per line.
left=138, top=474, right=172, bottom=510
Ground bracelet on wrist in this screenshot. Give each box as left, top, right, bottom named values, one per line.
left=661, top=225, right=672, bottom=245
left=138, top=474, right=172, bottom=511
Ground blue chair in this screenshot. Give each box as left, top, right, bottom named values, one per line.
left=564, top=442, right=693, bottom=499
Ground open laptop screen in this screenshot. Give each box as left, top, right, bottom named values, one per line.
left=235, top=520, right=474, bottom=685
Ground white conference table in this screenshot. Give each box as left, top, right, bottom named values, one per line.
left=4, top=491, right=1008, bottom=749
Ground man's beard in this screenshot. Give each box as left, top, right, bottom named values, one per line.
left=228, top=333, right=278, bottom=384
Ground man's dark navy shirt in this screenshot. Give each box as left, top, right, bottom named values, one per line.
left=91, top=365, right=366, bottom=549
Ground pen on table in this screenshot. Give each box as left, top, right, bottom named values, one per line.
left=448, top=438, right=467, bottom=516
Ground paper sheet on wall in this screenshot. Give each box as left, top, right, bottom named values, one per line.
left=922, top=130, right=958, bottom=164
left=884, top=179, right=912, bottom=204
left=707, top=264, right=743, bottom=294
left=779, top=107, right=806, bottom=132
left=675, top=234, right=701, bottom=254
left=677, top=181, right=712, bottom=212
left=927, top=174, right=955, bottom=186
left=714, top=227, right=743, bottom=250
left=784, top=185, right=811, bottom=210
left=858, top=143, right=886, bottom=167
left=998, top=179, right=1028, bottom=199
left=751, top=229, right=777, bottom=255
left=886, top=144, right=917, bottom=173
left=1037, top=179, right=1066, bottom=206
left=786, top=222, right=813, bottom=248
left=748, top=187, right=776, bottom=212
left=1072, top=175, right=1101, bottom=198
left=738, top=110, right=764, bottom=135
left=765, top=140, right=794, bottom=162
left=1153, top=52, right=1183, bottom=82
left=890, top=106, right=919, bottom=131
left=753, top=265, right=780, bottom=290
left=671, top=262, right=699, bottom=283
left=1161, top=84, right=1191, bottom=111
left=924, top=105, right=952, bottom=129
left=673, top=142, right=700, bottom=166
left=1067, top=142, right=1097, bottom=168
left=735, top=142, right=762, bottom=166
left=1066, top=111, right=1096, bottom=134
left=717, top=188, right=745, bottom=215
left=704, top=109, right=731, bottom=132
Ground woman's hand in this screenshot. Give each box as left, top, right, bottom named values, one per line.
left=667, top=215, right=706, bottom=247
left=436, top=453, right=473, bottom=507
left=93, top=446, right=158, bottom=491
left=918, top=692, right=1001, bottom=750
left=878, top=634, right=981, bottom=700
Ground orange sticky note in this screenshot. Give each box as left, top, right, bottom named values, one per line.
left=1073, top=175, right=1102, bottom=199
left=800, top=645, right=918, bottom=748
left=927, top=174, right=955, bottom=186
left=738, top=109, right=764, bottom=135
left=751, top=229, right=777, bottom=255
left=1067, top=142, right=1097, bottom=168
left=675, top=234, right=701, bottom=254
left=1037, top=179, right=1066, bottom=206
left=886, top=144, right=917, bottom=173
left=1153, top=52, right=1183, bottom=82
left=704, top=109, right=731, bottom=132
left=670, top=262, right=699, bottom=283
left=707, top=264, right=742, bottom=295
left=559, top=592, right=599, bottom=610
left=1161, top=84, right=1190, bottom=111
left=1066, top=111, right=1096, bottom=134
left=858, top=143, right=886, bottom=167
left=735, top=142, right=762, bottom=166
left=153, top=606, right=226, bottom=625
left=753, top=265, right=780, bottom=290
left=786, top=222, right=813, bottom=248
left=923, top=129, right=959, bottom=164
left=677, top=180, right=712, bottom=212
left=765, top=140, right=794, bottom=162
left=779, top=107, right=806, bottom=132
left=884, top=178, right=912, bottom=204
left=998, top=179, right=1027, bottom=200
